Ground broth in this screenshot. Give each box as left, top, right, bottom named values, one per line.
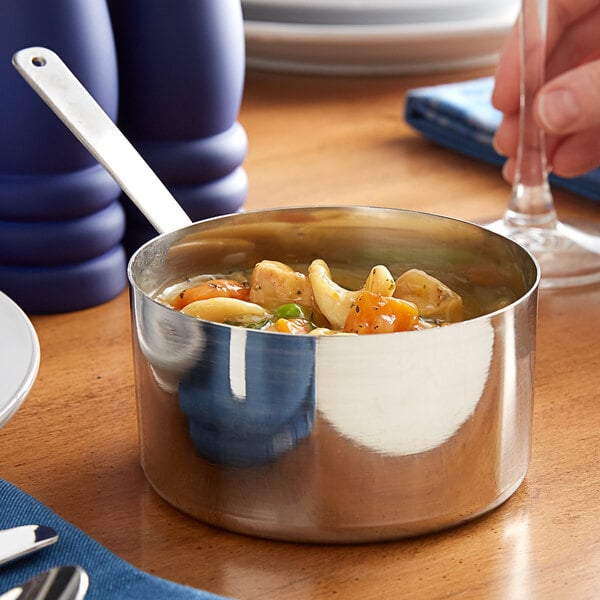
left=156, top=258, right=518, bottom=335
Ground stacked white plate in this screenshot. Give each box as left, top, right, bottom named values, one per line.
left=242, top=0, right=520, bottom=75
left=0, top=292, right=39, bottom=429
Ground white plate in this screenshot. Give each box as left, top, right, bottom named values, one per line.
left=242, top=0, right=518, bottom=26
left=0, top=292, right=40, bottom=428
left=245, top=12, right=518, bottom=75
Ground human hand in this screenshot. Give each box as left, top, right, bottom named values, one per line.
left=492, top=0, right=600, bottom=182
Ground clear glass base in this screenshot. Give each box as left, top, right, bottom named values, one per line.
left=486, top=217, right=600, bottom=289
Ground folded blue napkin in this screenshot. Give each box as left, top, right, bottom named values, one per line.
left=0, top=479, right=232, bottom=599
left=404, top=76, right=600, bottom=203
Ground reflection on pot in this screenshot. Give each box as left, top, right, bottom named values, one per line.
left=179, top=326, right=316, bottom=467
left=316, top=319, right=494, bottom=456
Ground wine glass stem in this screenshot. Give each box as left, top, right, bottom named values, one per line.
left=505, top=0, right=557, bottom=230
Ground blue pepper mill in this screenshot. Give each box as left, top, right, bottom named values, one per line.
left=107, top=0, right=248, bottom=254
left=0, top=0, right=127, bottom=314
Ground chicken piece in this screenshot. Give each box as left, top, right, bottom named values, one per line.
left=249, top=260, right=315, bottom=310
left=393, top=269, right=462, bottom=323
left=308, top=259, right=396, bottom=330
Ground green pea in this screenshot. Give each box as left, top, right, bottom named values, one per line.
left=275, top=303, right=305, bottom=319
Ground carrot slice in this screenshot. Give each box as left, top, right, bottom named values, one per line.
left=173, top=279, right=249, bottom=310
left=271, top=318, right=313, bottom=335
left=343, top=291, right=419, bottom=335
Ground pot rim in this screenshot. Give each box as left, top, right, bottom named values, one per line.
left=127, top=204, right=541, bottom=336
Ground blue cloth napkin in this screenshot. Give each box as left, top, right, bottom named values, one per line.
left=0, top=479, right=233, bottom=599
left=404, top=76, right=600, bottom=203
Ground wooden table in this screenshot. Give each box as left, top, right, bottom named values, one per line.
left=3, top=67, right=600, bottom=599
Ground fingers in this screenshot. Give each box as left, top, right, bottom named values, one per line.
left=492, top=0, right=600, bottom=114
left=548, top=128, right=600, bottom=177
left=535, top=59, right=600, bottom=135
left=545, top=0, right=600, bottom=70
left=493, top=115, right=562, bottom=163
left=501, top=130, right=600, bottom=181
left=491, top=20, right=520, bottom=115
left=493, top=114, right=519, bottom=159
left=494, top=113, right=600, bottom=181
left=533, top=59, right=600, bottom=177
left=501, top=157, right=517, bottom=184
left=492, top=0, right=600, bottom=181
left=545, top=3, right=600, bottom=79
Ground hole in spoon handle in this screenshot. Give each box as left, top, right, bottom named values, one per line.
left=12, top=46, right=193, bottom=235
left=31, top=55, right=47, bottom=67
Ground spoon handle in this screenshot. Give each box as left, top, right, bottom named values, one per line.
left=12, top=46, right=192, bottom=235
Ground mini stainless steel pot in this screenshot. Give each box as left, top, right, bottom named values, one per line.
left=128, top=206, right=539, bottom=543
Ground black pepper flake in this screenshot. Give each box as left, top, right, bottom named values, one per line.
left=355, top=306, right=360, bottom=313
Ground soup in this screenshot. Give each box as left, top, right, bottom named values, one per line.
left=157, top=258, right=516, bottom=335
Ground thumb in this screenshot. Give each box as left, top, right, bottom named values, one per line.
left=535, top=59, right=600, bottom=135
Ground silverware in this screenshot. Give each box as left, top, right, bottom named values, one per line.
left=0, top=526, right=58, bottom=567
left=0, top=565, right=88, bottom=600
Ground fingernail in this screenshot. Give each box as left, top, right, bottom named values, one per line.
left=538, top=89, right=580, bottom=133
left=502, top=160, right=513, bottom=183
left=492, top=135, right=506, bottom=156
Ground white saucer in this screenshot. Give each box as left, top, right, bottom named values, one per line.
left=0, top=292, right=40, bottom=428
left=244, top=12, right=518, bottom=75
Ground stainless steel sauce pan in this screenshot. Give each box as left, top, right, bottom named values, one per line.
left=129, top=206, right=539, bottom=543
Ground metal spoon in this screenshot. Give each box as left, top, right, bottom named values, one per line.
left=12, top=46, right=192, bottom=235
left=0, top=565, right=88, bottom=600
